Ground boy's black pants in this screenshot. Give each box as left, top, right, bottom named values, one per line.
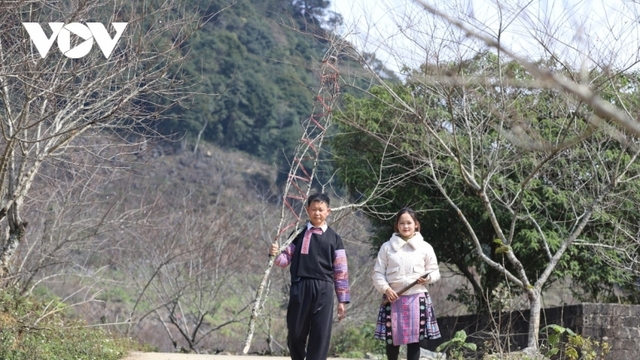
left=287, top=278, right=334, bottom=360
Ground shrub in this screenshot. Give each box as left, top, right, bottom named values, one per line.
left=436, top=330, right=477, bottom=360
left=331, top=322, right=386, bottom=358
left=0, top=287, right=143, bottom=360
left=541, top=324, right=610, bottom=360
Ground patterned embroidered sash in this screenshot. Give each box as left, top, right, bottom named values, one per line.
left=300, top=227, right=322, bottom=254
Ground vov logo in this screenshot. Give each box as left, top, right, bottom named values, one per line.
left=22, top=22, right=128, bottom=59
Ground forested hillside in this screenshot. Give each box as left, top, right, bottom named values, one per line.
left=156, top=0, right=343, bottom=164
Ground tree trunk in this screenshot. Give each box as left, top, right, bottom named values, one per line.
left=0, top=212, right=26, bottom=280
left=526, top=287, right=541, bottom=349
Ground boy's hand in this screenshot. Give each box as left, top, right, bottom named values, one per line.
left=269, top=243, right=279, bottom=257
left=337, top=303, right=346, bottom=321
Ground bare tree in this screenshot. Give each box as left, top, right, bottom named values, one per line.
left=333, top=0, right=640, bottom=352
left=126, top=201, right=252, bottom=352
left=14, top=149, right=137, bottom=293
left=0, top=0, right=204, bottom=279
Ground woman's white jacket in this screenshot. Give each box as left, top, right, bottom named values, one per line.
left=372, top=232, right=440, bottom=296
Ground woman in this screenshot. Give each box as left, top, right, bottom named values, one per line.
left=372, top=207, right=441, bottom=360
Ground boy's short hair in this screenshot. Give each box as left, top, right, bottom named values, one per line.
left=307, top=193, right=330, bottom=207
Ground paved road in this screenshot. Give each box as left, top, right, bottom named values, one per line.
left=122, top=352, right=346, bottom=360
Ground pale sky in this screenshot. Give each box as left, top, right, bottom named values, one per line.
left=330, top=0, right=640, bottom=75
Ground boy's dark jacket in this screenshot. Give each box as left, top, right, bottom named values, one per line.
left=290, top=226, right=345, bottom=283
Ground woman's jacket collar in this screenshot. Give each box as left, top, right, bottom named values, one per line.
left=390, top=232, right=424, bottom=252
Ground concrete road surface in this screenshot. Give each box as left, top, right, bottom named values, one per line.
left=122, top=352, right=348, bottom=360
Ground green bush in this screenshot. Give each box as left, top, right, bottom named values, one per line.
left=331, top=322, right=386, bottom=358
left=436, top=330, right=477, bottom=360
left=541, top=324, right=610, bottom=360
left=0, top=288, right=143, bottom=360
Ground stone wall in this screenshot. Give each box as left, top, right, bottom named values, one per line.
left=420, top=303, right=640, bottom=359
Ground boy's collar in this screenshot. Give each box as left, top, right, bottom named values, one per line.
left=307, top=222, right=328, bottom=232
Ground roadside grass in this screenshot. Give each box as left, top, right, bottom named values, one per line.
left=0, top=287, right=145, bottom=360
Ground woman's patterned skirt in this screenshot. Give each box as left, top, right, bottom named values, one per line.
left=374, top=292, right=441, bottom=346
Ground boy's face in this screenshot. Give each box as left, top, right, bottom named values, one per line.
left=306, top=200, right=330, bottom=227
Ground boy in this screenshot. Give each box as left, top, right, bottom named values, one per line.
left=270, top=193, right=350, bottom=360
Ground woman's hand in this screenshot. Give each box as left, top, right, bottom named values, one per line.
left=384, top=288, right=398, bottom=303
left=416, top=275, right=429, bottom=285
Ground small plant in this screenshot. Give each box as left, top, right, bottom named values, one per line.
left=436, top=330, right=477, bottom=360
left=331, top=322, right=385, bottom=358
left=541, top=324, right=610, bottom=360
left=0, top=287, right=143, bottom=360
left=541, top=324, right=576, bottom=358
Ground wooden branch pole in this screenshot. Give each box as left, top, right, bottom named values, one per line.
left=381, top=271, right=434, bottom=306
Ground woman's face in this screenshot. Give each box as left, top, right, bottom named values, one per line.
left=396, top=213, right=417, bottom=239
